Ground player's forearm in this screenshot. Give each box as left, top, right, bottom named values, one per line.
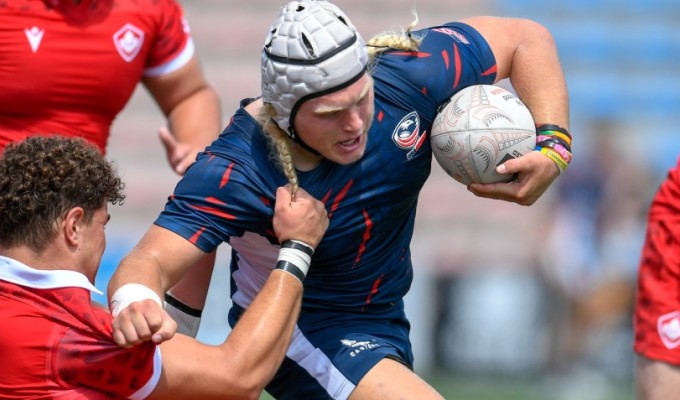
left=107, top=247, right=167, bottom=303
left=154, top=271, right=303, bottom=399
left=166, top=250, right=216, bottom=310
left=168, top=85, right=222, bottom=149
left=220, top=270, right=303, bottom=394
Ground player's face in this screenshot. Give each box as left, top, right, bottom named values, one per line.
left=79, top=205, right=110, bottom=282
left=294, top=74, right=374, bottom=165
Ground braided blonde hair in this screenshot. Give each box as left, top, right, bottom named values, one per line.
left=366, top=11, right=422, bottom=68
left=257, top=103, right=300, bottom=197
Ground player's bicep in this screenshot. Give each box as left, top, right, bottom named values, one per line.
left=143, top=55, right=209, bottom=117
left=461, top=16, right=549, bottom=82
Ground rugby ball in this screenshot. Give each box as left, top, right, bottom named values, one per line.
left=431, top=85, right=536, bottom=185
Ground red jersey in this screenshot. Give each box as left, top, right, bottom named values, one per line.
left=0, top=256, right=161, bottom=399
left=0, top=0, right=194, bottom=153
left=634, top=157, right=680, bottom=364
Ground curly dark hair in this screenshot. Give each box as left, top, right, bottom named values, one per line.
left=0, top=136, right=125, bottom=252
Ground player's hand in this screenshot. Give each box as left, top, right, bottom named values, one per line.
left=273, top=185, right=329, bottom=249
left=158, top=126, right=201, bottom=175
left=111, top=300, right=177, bottom=348
left=467, top=150, right=560, bottom=206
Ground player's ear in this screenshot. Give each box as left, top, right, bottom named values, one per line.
left=62, top=207, right=85, bottom=246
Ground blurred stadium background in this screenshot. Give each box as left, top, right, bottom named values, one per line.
left=95, top=0, right=680, bottom=398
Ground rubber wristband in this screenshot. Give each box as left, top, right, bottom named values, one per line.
left=536, top=124, right=572, bottom=138
left=281, top=239, right=314, bottom=256
left=110, top=283, right=163, bottom=317
left=276, top=260, right=307, bottom=283
left=536, top=147, right=569, bottom=173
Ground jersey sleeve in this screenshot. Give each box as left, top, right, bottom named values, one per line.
left=142, top=0, right=194, bottom=77
left=377, top=22, right=497, bottom=108
left=154, top=149, right=279, bottom=253
left=53, top=328, right=161, bottom=399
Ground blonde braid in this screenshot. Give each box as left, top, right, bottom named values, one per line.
left=257, top=103, right=300, bottom=198
left=366, top=10, right=422, bottom=68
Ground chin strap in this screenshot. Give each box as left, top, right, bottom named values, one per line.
left=289, top=126, right=321, bottom=157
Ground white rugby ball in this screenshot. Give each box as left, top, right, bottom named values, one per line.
left=431, top=84, right=536, bottom=185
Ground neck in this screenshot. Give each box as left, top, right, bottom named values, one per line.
left=289, top=139, right=323, bottom=171
left=1, top=244, right=86, bottom=277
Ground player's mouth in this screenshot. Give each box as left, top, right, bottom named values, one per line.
left=337, top=135, right=362, bottom=152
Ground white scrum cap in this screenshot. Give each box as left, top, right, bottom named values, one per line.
left=261, top=0, right=369, bottom=138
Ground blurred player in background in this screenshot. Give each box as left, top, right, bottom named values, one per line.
left=108, top=0, right=571, bottom=398
left=0, top=136, right=328, bottom=399
left=0, top=0, right=222, bottom=334
left=634, top=158, right=680, bottom=400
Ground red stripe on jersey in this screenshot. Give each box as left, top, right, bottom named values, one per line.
left=220, top=163, right=234, bottom=189
left=189, top=227, right=206, bottom=244
left=353, top=209, right=373, bottom=268
left=389, top=51, right=431, bottom=58
left=189, top=203, right=236, bottom=220
left=482, top=65, right=497, bottom=76
left=362, top=274, right=384, bottom=312
left=453, top=43, right=461, bottom=89
left=328, top=179, right=353, bottom=219
left=441, top=49, right=450, bottom=70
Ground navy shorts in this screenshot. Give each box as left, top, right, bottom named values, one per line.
left=228, top=301, right=413, bottom=399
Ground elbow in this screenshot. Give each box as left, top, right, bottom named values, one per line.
left=220, top=374, right=270, bottom=400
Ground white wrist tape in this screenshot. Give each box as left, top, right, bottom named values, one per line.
left=277, top=246, right=312, bottom=276
left=110, top=283, right=163, bottom=317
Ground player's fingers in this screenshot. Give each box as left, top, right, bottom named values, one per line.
left=276, top=185, right=294, bottom=205
left=112, top=326, right=134, bottom=348
left=173, top=155, right=194, bottom=175
left=158, top=126, right=177, bottom=150
left=112, top=315, right=144, bottom=348
left=152, top=312, right=178, bottom=344
left=468, top=179, right=530, bottom=202
left=115, top=300, right=166, bottom=345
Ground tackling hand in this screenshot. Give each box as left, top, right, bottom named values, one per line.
left=273, top=185, right=329, bottom=249
left=111, top=299, right=177, bottom=348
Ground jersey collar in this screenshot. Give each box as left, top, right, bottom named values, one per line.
left=0, top=255, right=102, bottom=294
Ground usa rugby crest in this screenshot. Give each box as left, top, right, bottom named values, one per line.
left=392, top=111, right=426, bottom=160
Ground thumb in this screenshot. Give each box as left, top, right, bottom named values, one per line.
left=152, top=311, right=178, bottom=344
left=496, top=155, right=524, bottom=175
left=158, top=126, right=177, bottom=153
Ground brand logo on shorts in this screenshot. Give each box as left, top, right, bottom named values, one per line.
left=392, top=111, right=426, bottom=160
left=658, top=311, right=680, bottom=349
left=340, top=339, right=379, bottom=357
left=113, top=23, right=145, bottom=62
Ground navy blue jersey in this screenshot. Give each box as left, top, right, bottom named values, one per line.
left=157, top=22, right=495, bottom=398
